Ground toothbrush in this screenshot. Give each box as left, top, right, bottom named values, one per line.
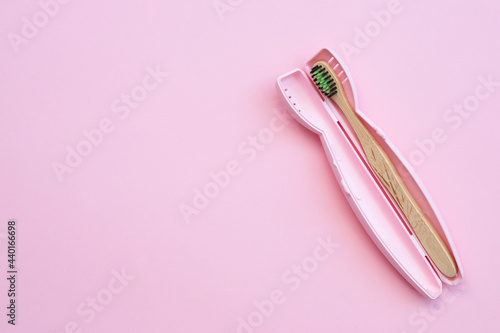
left=310, top=61, right=457, bottom=277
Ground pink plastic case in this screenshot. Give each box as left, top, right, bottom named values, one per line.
left=276, top=48, right=463, bottom=299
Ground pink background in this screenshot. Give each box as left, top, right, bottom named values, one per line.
left=1, top=0, right=499, bottom=332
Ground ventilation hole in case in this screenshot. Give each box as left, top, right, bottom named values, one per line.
left=342, top=77, right=349, bottom=84
left=338, top=70, right=344, bottom=76
left=333, top=63, right=340, bottom=70
left=328, top=56, right=334, bottom=63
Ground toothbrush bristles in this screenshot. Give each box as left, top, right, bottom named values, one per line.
left=311, top=65, right=320, bottom=72
left=310, top=62, right=338, bottom=98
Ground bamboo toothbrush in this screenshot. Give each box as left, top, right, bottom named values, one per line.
left=310, top=61, right=457, bottom=277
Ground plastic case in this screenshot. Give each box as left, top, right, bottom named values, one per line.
left=276, top=48, right=463, bottom=298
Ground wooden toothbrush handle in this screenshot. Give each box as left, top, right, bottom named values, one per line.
left=335, top=98, right=457, bottom=277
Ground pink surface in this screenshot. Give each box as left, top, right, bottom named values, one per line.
left=0, top=0, right=499, bottom=332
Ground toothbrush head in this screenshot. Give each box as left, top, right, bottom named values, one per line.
left=310, top=61, right=339, bottom=98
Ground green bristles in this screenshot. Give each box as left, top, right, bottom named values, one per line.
left=310, top=64, right=338, bottom=98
